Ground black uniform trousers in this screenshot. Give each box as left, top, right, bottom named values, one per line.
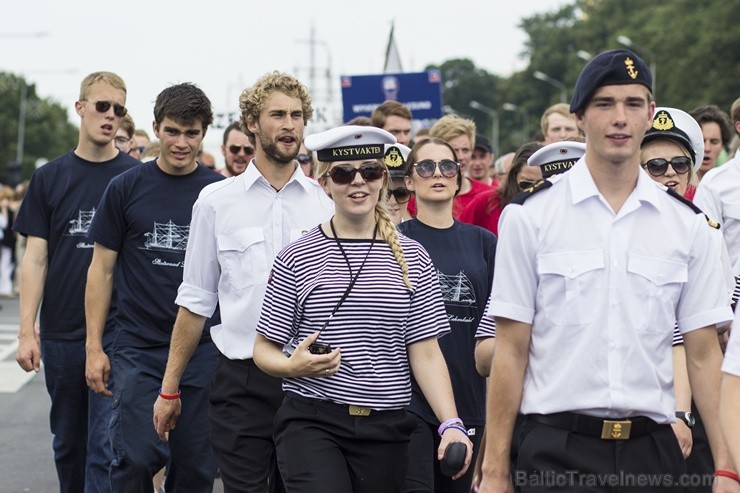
left=512, top=413, right=687, bottom=492
left=274, top=393, right=416, bottom=493
left=684, top=401, right=714, bottom=493
left=208, top=355, right=285, bottom=493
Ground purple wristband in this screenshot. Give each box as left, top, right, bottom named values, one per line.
left=437, top=418, right=464, bottom=437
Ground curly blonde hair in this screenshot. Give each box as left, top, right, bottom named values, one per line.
left=239, top=71, right=313, bottom=146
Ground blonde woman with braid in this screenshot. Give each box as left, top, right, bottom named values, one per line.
left=253, top=126, right=472, bottom=493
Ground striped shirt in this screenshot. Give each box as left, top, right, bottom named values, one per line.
left=256, top=226, right=450, bottom=410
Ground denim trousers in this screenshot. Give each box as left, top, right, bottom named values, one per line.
left=41, top=334, right=114, bottom=493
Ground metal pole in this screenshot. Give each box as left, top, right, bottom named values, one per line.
left=16, top=80, right=27, bottom=165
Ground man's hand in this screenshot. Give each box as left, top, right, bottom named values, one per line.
left=85, top=347, right=112, bottom=397
left=16, top=329, right=41, bottom=372
left=153, top=396, right=182, bottom=442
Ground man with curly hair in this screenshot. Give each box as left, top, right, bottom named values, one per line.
left=153, top=72, right=334, bottom=493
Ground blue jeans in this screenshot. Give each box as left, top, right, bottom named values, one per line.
left=41, top=335, right=114, bottom=493
left=109, top=342, right=217, bottom=493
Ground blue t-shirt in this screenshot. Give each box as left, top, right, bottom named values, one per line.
left=88, top=161, right=224, bottom=348
left=397, top=219, right=497, bottom=426
left=13, top=150, right=138, bottom=340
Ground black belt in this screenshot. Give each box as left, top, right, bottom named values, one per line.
left=527, top=412, right=667, bottom=440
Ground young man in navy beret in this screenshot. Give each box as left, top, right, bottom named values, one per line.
left=478, top=49, right=739, bottom=492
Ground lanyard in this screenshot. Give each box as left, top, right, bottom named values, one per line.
left=318, top=218, right=378, bottom=335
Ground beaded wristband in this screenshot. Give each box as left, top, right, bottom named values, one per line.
left=715, top=470, right=740, bottom=483
left=158, top=388, right=182, bottom=400
left=437, top=418, right=464, bottom=437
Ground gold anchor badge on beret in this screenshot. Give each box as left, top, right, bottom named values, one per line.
left=652, top=111, right=674, bottom=131
left=624, top=57, right=639, bottom=80
left=383, top=147, right=405, bottom=170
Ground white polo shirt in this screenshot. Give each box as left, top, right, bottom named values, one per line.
left=722, top=309, right=740, bottom=376
left=489, top=159, right=733, bottom=423
left=176, top=162, right=334, bottom=359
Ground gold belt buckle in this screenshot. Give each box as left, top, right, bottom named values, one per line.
left=600, top=420, right=631, bottom=440
left=348, top=405, right=371, bottom=417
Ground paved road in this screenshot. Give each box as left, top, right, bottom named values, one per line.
left=0, top=298, right=225, bottom=492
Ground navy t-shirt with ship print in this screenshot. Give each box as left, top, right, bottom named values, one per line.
left=13, top=150, right=138, bottom=341
left=397, top=219, right=497, bottom=427
left=88, top=160, right=224, bottom=348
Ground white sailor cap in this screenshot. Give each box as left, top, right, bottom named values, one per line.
left=305, top=125, right=396, bottom=162
left=528, top=141, right=586, bottom=178
left=383, top=143, right=411, bottom=178
left=642, top=107, right=704, bottom=171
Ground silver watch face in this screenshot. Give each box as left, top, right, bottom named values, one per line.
left=677, top=411, right=695, bottom=427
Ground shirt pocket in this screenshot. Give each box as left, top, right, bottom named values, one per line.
left=627, top=254, right=687, bottom=333
left=537, top=250, right=605, bottom=326
left=217, top=227, right=269, bottom=290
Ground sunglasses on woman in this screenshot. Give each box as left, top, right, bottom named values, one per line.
left=326, top=163, right=386, bottom=184
left=413, top=159, right=460, bottom=178
left=388, top=187, right=411, bottom=203
left=87, top=100, right=127, bottom=117
left=642, top=156, right=692, bottom=177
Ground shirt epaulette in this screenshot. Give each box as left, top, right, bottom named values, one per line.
left=666, top=188, right=720, bottom=229
left=509, top=179, right=552, bottom=205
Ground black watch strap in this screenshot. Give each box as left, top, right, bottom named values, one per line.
left=675, top=411, right=695, bottom=428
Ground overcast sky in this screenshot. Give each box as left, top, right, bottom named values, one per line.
left=4, top=0, right=569, bottom=164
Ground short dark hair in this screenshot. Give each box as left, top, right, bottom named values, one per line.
left=222, top=121, right=245, bottom=146
left=690, top=105, right=732, bottom=145
left=153, top=83, right=213, bottom=131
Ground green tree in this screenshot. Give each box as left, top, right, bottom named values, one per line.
left=0, top=72, right=78, bottom=184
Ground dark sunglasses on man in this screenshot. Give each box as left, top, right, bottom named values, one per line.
left=642, top=156, right=692, bottom=177
left=229, top=145, right=255, bottom=155
left=85, top=100, right=127, bottom=117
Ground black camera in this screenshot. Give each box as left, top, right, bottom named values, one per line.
left=308, top=342, right=332, bottom=355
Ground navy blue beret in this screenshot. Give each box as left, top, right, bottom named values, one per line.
left=570, top=49, right=653, bottom=113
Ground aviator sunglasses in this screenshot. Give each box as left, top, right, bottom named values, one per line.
left=326, top=163, right=386, bottom=184
left=87, top=100, right=127, bottom=117
left=642, top=156, right=692, bottom=177
left=413, top=159, right=460, bottom=178
left=229, top=145, right=255, bottom=155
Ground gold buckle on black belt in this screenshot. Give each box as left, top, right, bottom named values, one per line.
left=348, top=405, right=371, bottom=416
left=600, top=420, right=631, bottom=439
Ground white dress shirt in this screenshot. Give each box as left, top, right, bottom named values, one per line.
left=722, top=309, right=740, bottom=376
left=489, top=159, right=733, bottom=423
left=176, top=162, right=334, bottom=359
left=695, top=150, right=740, bottom=275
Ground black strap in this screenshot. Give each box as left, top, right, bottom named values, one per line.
left=316, top=219, right=377, bottom=337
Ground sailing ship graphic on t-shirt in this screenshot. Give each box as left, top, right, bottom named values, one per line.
left=142, top=220, right=190, bottom=252
left=68, top=208, right=95, bottom=235
left=437, top=270, right=475, bottom=305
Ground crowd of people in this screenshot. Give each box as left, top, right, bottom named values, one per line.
left=11, top=46, right=740, bottom=493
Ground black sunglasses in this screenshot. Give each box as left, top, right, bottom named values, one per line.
left=88, top=100, right=127, bottom=117
left=388, top=187, right=411, bottom=203
left=517, top=180, right=537, bottom=191
left=413, top=159, right=460, bottom=178
left=327, top=163, right=386, bottom=184
left=229, top=145, right=255, bottom=155
left=642, top=156, right=692, bottom=177
left=297, top=153, right=312, bottom=165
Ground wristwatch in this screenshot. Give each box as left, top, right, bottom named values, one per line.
left=676, top=411, right=695, bottom=428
